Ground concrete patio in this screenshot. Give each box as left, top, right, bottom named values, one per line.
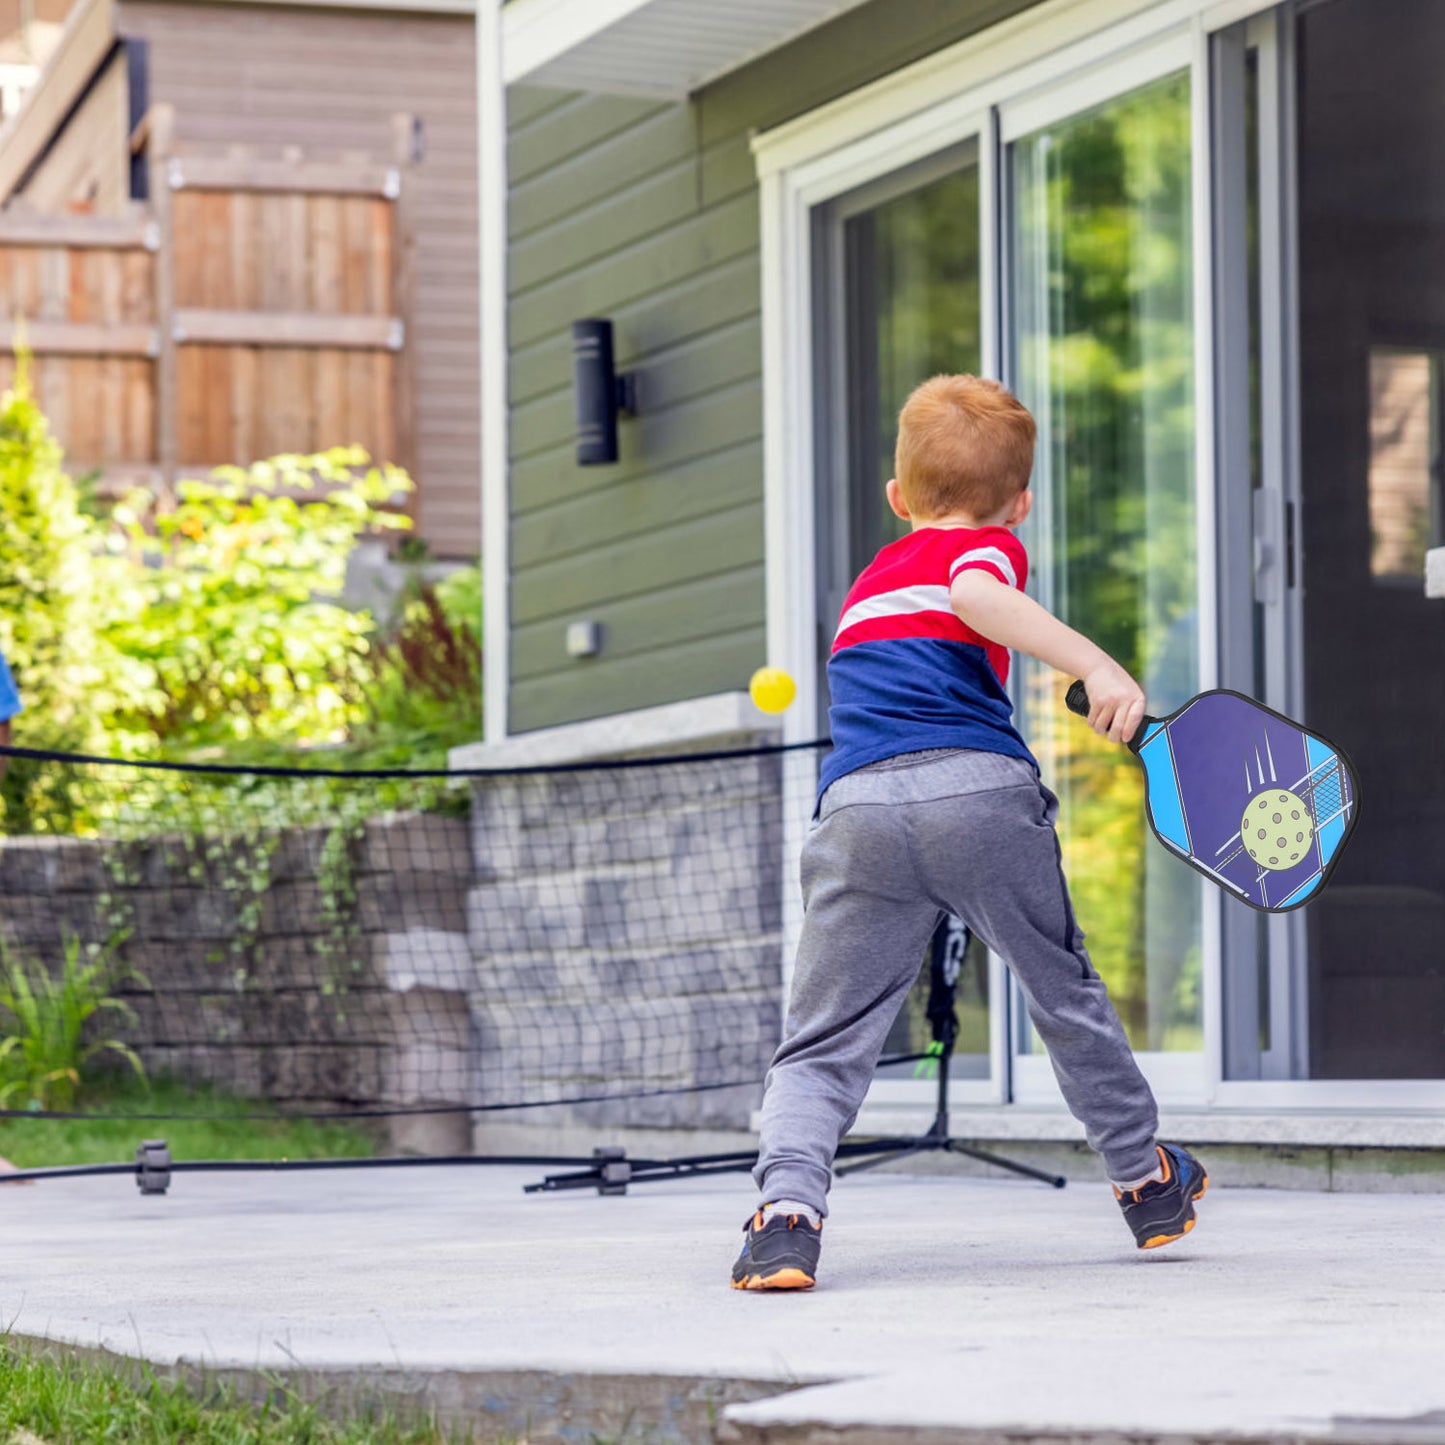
left=2, top=1158, right=1444, bottom=1444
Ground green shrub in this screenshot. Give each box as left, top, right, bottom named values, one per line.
left=107, top=449, right=413, bottom=752
left=354, top=580, right=482, bottom=769
left=0, top=366, right=481, bottom=837
left=0, top=361, right=148, bottom=830
left=0, top=934, right=145, bottom=1111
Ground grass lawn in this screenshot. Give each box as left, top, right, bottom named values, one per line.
left=0, top=1075, right=379, bottom=1171
left=0, top=1341, right=472, bottom=1444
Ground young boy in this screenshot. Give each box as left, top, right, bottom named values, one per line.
left=731, top=374, right=1206, bottom=1291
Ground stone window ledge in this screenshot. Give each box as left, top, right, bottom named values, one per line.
left=449, top=692, right=784, bottom=771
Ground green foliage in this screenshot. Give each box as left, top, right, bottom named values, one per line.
left=0, top=1339, right=470, bottom=1444
left=0, top=935, right=145, bottom=1111
left=0, top=357, right=134, bottom=747
left=107, top=449, right=413, bottom=752
left=0, top=360, right=144, bottom=831
left=1012, top=73, right=1201, bottom=1049
left=353, top=577, right=483, bottom=773
left=0, top=1073, right=377, bottom=1168
left=0, top=357, right=476, bottom=837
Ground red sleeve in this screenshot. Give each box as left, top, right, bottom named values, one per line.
left=946, top=528, right=1028, bottom=592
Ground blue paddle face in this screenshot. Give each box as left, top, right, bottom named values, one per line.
left=1131, top=690, right=1359, bottom=913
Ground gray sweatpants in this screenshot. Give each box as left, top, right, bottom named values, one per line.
left=753, top=748, right=1160, bottom=1214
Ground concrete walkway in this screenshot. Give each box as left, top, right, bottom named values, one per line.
left=3, top=1161, right=1444, bottom=1444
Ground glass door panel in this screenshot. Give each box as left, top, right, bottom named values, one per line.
left=817, top=142, right=983, bottom=635
left=813, top=143, right=996, bottom=1098
left=1008, top=69, right=1205, bottom=1070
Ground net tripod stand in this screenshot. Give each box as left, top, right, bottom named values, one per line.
left=527, top=916, right=1066, bottom=1196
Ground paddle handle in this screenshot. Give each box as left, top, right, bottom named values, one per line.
left=1064, top=680, right=1152, bottom=751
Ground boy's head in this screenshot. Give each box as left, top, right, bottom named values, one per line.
left=892, top=374, right=1036, bottom=524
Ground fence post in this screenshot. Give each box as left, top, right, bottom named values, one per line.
left=389, top=112, right=419, bottom=506
left=145, top=102, right=178, bottom=495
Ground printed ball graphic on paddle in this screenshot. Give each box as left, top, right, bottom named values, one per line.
left=1241, top=790, right=1315, bottom=871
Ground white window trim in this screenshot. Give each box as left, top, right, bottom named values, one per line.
left=756, top=0, right=1304, bottom=1116
left=478, top=0, right=510, bottom=744
left=752, top=0, right=1280, bottom=182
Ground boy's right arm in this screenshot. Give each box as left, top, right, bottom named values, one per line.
left=950, top=570, right=1146, bottom=744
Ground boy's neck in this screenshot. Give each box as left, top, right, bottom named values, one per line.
left=910, top=512, right=1012, bottom=532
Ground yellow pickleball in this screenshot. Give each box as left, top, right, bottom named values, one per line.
left=749, top=666, right=797, bottom=714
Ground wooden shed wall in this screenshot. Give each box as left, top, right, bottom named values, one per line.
left=117, top=0, right=480, bottom=557
left=505, top=0, right=1042, bottom=734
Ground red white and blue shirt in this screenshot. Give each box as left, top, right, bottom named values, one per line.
left=819, top=525, right=1037, bottom=797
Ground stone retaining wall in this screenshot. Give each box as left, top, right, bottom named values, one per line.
left=0, top=812, right=475, bottom=1116
left=466, top=752, right=784, bottom=1133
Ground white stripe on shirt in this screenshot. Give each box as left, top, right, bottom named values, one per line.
left=948, top=545, right=1018, bottom=589
left=834, top=584, right=954, bottom=641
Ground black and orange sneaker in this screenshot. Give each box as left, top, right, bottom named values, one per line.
left=1116, top=1143, right=1208, bottom=1250
left=730, top=1208, right=822, bottom=1290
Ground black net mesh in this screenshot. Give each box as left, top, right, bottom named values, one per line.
left=0, top=742, right=837, bottom=1155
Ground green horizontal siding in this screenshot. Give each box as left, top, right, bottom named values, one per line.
left=510, top=627, right=762, bottom=729
left=511, top=500, right=763, bottom=626
left=511, top=439, right=762, bottom=572
left=511, top=316, right=760, bottom=464
left=510, top=252, right=760, bottom=406
left=505, top=0, right=1046, bottom=735
left=512, top=377, right=762, bottom=517
left=507, top=188, right=758, bottom=351
left=512, top=564, right=767, bottom=681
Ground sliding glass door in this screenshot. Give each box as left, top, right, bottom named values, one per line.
left=1005, top=48, right=1207, bottom=1097
left=813, top=141, right=1001, bottom=1100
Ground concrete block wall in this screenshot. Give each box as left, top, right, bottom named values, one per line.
left=466, top=752, right=784, bottom=1138
left=0, top=812, right=476, bottom=1116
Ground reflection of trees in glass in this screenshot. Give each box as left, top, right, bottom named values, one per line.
left=848, top=166, right=980, bottom=561
left=842, top=161, right=988, bottom=1066
left=1015, top=72, right=1202, bottom=1051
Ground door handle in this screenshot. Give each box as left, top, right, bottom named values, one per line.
left=1252, top=488, right=1283, bottom=605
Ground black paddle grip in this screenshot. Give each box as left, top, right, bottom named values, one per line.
left=1065, top=679, right=1151, bottom=751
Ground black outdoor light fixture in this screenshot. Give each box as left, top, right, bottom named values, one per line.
left=572, top=319, right=637, bottom=466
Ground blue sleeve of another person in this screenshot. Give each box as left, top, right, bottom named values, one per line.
left=0, top=650, right=22, bottom=722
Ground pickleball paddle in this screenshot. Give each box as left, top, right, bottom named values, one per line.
left=1065, top=682, right=1361, bottom=913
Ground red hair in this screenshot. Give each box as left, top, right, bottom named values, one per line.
left=895, top=375, right=1036, bottom=520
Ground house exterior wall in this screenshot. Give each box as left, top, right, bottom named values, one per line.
left=16, top=46, right=129, bottom=212
left=505, top=0, right=1044, bottom=735
left=117, top=0, right=481, bottom=556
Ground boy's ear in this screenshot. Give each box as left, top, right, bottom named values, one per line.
left=885, top=478, right=911, bottom=521
left=1006, top=489, right=1033, bottom=527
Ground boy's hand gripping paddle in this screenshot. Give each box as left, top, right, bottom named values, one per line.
left=1065, top=683, right=1361, bottom=913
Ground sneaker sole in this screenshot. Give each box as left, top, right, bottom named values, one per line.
left=730, top=1268, right=816, bottom=1291
left=1139, top=1172, right=1209, bottom=1251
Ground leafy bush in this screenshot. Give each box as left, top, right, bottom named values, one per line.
left=0, top=359, right=145, bottom=830
left=0, top=935, right=145, bottom=1111
left=0, top=363, right=479, bottom=838
left=107, top=448, right=413, bottom=752
left=0, top=358, right=136, bottom=744
left=353, top=577, right=483, bottom=770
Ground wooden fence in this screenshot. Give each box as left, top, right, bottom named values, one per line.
left=0, top=102, right=415, bottom=495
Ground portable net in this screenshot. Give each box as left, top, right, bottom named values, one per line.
left=0, top=742, right=847, bottom=1155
